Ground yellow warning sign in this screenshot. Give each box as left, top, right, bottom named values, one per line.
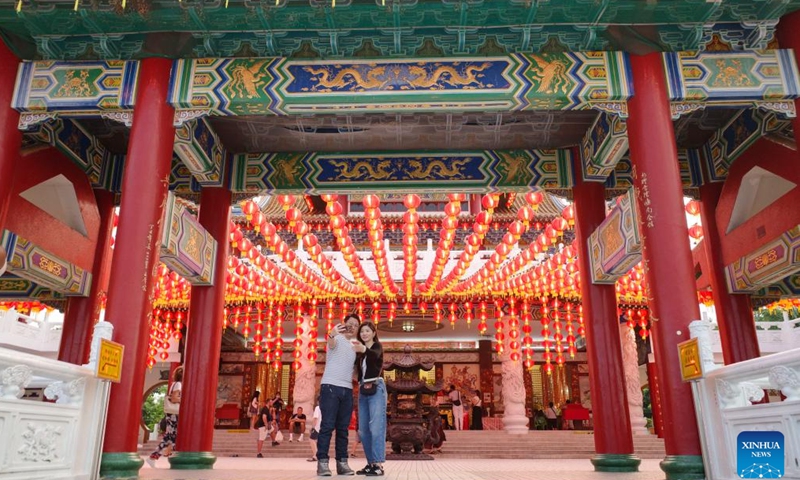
left=677, top=338, right=703, bottom=382
left=97, top=338, right=124, bottom=383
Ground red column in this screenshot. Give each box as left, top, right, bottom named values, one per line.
left=777, top=12, right=800, bottom=143
left=646, top=358, right=663, bottom=438
left=627, top=53, right=704, bottom=479
left=338, top=195, right=350, bottom=216
left=171, top=187, right=232, bottom=469
left=572, top=155, right=639, bottom=472
left=698, top=182, right=760, bottom=364
left=99, top=58, right=175, bottom=478
left=59, top=189, right=116, bottom=365
left=469, top=194, right=482, bottom=215
left=0, top=41, right=22, bottom=234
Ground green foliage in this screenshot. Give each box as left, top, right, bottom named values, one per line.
left=753, top=308, right=787, bottom=323
left=641, top=387, right=652, bottom=420
left=141, top=385, right=167, bottom=431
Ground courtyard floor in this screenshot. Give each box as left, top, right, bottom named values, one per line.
left=139, top=457, right=667, bottom=480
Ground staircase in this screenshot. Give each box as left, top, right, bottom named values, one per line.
left=139, top=429, right=666, bottom=460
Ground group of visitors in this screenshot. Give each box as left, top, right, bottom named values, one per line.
left=445, top=385, right=484, bottom=431
left=253, top=393, right=285, bottom=457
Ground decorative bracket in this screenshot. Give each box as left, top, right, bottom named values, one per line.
left=769, top=365, right=800, bottom=401
left=44, top=378, right=86, bottom=405
left=0, top=365, right=33, bottom=399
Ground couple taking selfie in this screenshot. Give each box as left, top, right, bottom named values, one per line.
left=316, top=314, right=386, bottom=477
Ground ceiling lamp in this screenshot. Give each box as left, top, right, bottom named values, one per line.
left=402, top=320, right=416, bottom=333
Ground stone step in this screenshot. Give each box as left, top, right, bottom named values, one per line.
left=139, top=428, right=666, bottom=460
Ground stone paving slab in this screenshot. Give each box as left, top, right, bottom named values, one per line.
left=140, top=457, right=667, bottom=480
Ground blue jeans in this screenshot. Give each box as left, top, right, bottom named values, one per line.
left=358, top=378, right=387, bottom=464
left=317, top=384, right=353, bottom=461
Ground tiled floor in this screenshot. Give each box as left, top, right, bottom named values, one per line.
left=139, top=457, right=667, bottom=480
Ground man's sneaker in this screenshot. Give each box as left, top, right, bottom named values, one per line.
left=317, top=460, right=332, bottom=476
left=366, top=465, right=384, bottom=477
left=145, top=457, right=157, bottom=469
left=356, top=464, right=374, bottom=475
left=257, top=453, right=263, bottom=458
left=272, top=441, right=280, bottom=446
left=336, top=459, right=355, bottom=476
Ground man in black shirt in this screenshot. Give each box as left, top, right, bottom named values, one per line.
left=255, top=404, right=278, bottom=457
left=289, top=406, right=308, bottom=442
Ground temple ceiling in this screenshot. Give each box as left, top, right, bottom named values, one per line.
left=43, top=108, right=750, bottom=158
left=0, top=0, right=798, bottom=60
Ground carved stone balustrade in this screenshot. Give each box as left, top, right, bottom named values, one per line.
left=0, top=309, right=63, bottom=355
left=0, top=342, right=110, bottom=480
left=689, top=319, right=800, bottom=480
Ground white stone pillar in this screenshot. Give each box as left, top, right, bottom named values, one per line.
left=84, top=320, right=114, bottom=370
left=619, top=324, right=649, bottom=435
left=292, top=315, right=316, bottom=433
left=500, top=351, right=529, bottom=434
left=688, top=319, right=718, bottom=374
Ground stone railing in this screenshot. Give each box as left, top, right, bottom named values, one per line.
left=0, top=322, right=112, bottom=480
left=690, top=320, right=800, bottom=480
left=0, top=309, right=63, bottom=355
left=708, top=315, right=800, bottom=356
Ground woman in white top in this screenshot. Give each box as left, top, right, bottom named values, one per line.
left=308, top=402, right=322, bottom=462
left=470, top=390, right=483, bottom=430
left=147, top=366, right=183, bottom=468
left=448, top=385, right=464, bottom=431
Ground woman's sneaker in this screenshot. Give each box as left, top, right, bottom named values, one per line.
left=356, top=464, right=374, bottom=475
left=366, top=465, right=384, bottom=477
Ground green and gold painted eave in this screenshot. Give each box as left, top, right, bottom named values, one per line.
left=0, top=1, right=799, bottom=60
left=169, top=52, right=630, bottom=116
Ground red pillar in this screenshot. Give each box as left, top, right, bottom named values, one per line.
left=99, top=58, right=175, bottom=478
left=0, top=41, right=22, bottom=235
left=698, top=182, right=760, bottom=364
left=338, top=195, right=350, bottom=216
left=469, top=194, right=482, bottom=215
left=572, top=155, right=639, bottom=472
left=646, top=358, right=664, bottom=438
left=59, top=189, right=116, bottom=365
left=170, top=187, right=232, bottom=469
left=627, top=53, right=704, bottom=479
left=777, top=12, right=800, bottom=144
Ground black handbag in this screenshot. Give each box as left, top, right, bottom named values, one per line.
left=360, top=380, right=378, bottom=396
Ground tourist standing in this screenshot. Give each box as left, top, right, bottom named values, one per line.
left=316, top=314, right=361, bottom=476
left=308, top=399, right=322, bottom=462
left=248, top=391, right=260, bottom=430
left=352, top=321, right=386, bottom=476
left=545, top=401, right=559, bottom=430
left=470, top=390, right=483, bottom=430
left=255, top=401, right=278, bottom=458
left=448, top=385, right=464, bottom=431
left=146, top=366, right=183, bottom=468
